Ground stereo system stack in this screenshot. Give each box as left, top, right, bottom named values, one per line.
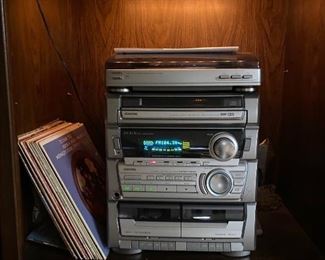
left=105, top=48, right=261, bottom=257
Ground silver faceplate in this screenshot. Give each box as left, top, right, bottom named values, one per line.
left=114, top=160, right=257, bottom=202
left=107, top=68, right=261, bottom=87
left=107, top=202, right=256, bottom=252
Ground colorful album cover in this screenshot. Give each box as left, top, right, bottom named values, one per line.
left=39, top=124, right=108, bottom=258
left=18, top=122, right=83, bottom=258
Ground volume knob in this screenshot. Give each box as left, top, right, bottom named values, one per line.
left=209, top=133, right=238, bottom=161
left=206, top=170, right=232, bottom=196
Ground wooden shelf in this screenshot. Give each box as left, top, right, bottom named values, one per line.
left=1, top=0, right=324, bottom=259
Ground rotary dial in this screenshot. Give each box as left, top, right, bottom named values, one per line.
left=205, top=170, right=232, bottom=196
left=209, top=133, right=238, bottom=161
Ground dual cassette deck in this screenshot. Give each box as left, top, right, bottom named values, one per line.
left=106, top=50, right=261, bottom=257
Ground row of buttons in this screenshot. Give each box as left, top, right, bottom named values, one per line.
left=187, top=242, right=231, bottom=252
left=129, top=160, right=247, bottom=167
left=123, top=175, right=197, bottom=181
left=123, top=173, right=244, bottom=181
left=121, top=183, right=242, bottom=195
left=121, top=180, right=196, bottom=186
left=218, top=74, right=253, bottom=79
left=121, top=184, right=197, bottom=193
left=120, top=240, right=243, bottom=252
left=134, top=161, right=201, bottom=166
left=232, top=175, right=245, bottom=194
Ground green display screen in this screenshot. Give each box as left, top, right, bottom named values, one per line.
left=143, top=139, right=190, bottom=153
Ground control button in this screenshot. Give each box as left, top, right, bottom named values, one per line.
left=113, top=137, right=121, bottom=149
left=242, top=74, right=253, bottom=79
left=146, top=175, right=155, bottom=180
left=168, top=242, right=176, bottom=250
left=124, top=175, right=141, bottom=180
left=155, top=160, right=172, bottom=166
left=145, top=185, right=157, bottom=192
left=234, top=179, right=245, bottom=185
left=176, top=242, right=186, bottom=251
left=175, top=161, right=185, bottom=166
left=157, top=185, right=177, bottom=192
left=134, top=161, right=146, bottom=166
left=231, top=75, right=241, bottom=79
left=200, top=243, right=208, bottom=251
left=131, top=241, right=139, bottom=249
left=244, top=138, right=251, bottom=151
left=186, top=162, right=201, bottom=166
left=219, top=75, right=230, bottom=79
left=208, top=243, right=216, bottom=252
left=231, top=171, right=246, bottom=178
left=231, top=242, right=244, bottom=251
left=132, top=185, right=145, bottom=192
left=165, top=176, right=174, bottom=181
left=215, top=243, right=223, bottom=251
left=232, top=186, right=243, bottom=193
left=184, top=176, right=196, bottom=181
left=177, top=185, right=197, bottom=193
left=187, top=242, right=200, bottom=251
left=156, top=176, right=165, bottom=181
left=139, top=241, right=153, bottom=250
left=121, top=185, right=132, bottom=192
left=160, top=242, right=168, bottom=251
left=223, top=243, right=231, bottom=252
left=153, top=242, right=160, bottom=250
left=174, top=176, right=184, bottom=181
left=155, top=161, right=165, bottom=166
left=162, top=161, right=172, bottom=165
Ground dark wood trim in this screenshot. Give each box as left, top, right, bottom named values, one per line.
left=0, top=0, right=23, bottom=259
left=278, top=0, right=325, bottom=253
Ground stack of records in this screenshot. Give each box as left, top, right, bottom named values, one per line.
left=18, top=120, right=109, bottom=259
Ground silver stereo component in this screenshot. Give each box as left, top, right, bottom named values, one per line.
left=107, top=202, right=256, bottom=252
left=107, top=93, right=259, bottom=126
left=106, top=51, right=260, bottom=257
left=107, top=68, right=260, bottom=87
left=106, top=126, right=259, bottom=163
left=108, top=160, right=257, bottom=202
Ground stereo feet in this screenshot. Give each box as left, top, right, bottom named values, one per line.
left=111, top=248, right=142, bottom=255
left=222, top=251, right=251, bottom=258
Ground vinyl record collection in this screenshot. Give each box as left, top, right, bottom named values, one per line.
left=18, top=120, right=108, bottom=259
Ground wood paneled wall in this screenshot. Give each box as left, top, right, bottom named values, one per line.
left=2, top=0, right=80, bottom=258
left=23, top=0, right=289, bottom=159
left=6, top=0, right=75, bottom=132
left=278, top=0, right=325, bottom=253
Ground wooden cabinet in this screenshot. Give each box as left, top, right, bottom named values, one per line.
left=0, top=0, right=324, bottom=259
